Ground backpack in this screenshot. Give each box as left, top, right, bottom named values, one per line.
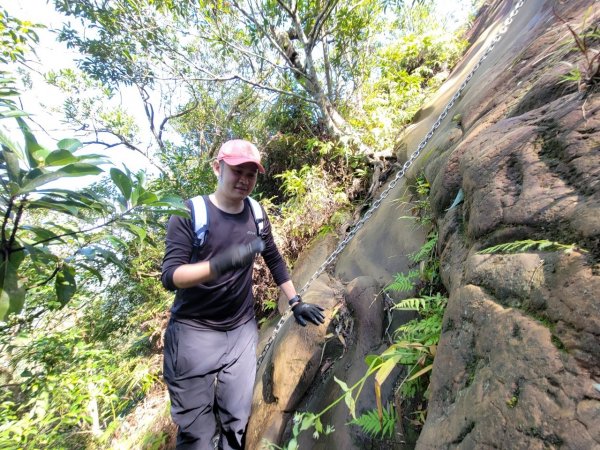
left=189, top=195, right=265, bottom=263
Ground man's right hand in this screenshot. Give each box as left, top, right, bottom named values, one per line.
left=209, top=238, right=265, bottom=277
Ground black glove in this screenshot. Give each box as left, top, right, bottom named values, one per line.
left=209, top=238, right=265, bottom=276
left=292, top=301, right=325, bottom=327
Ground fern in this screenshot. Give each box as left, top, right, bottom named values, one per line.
left=349, top=405, right=397, bottom=438
left=409, top=232, right=438, bottom=263
left=393, top=297, right=426, bottom=310
left=396, top=315, right=443, bottom=346
left=393, top=293, right=446, bottom=312
left=384, top=269, right=419, bottom=293
left=478, top=239, right=584, bottom=254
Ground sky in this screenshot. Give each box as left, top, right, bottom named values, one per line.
left=3, top=0, right=475, bottom=184
left=4, top=0, right=155, bottom=182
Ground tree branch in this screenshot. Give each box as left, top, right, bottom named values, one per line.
left=181, top=74, right=316, bottom=104
left=7, top=201, right=25, bottom=255
left=27, top=265, right=61, bottom=289
left=137, top=84, right=161, bottom=151
left=1, top=197, right=13, bottom=253
left=81, top=140, right=122, bottom=150
left=11, top=207, right=137, bottom=252
left=157, top=99, right=200, bottom=144
left=87, top=128, right=167, bottom=176
left=308, top=0, right=340, bottom=49
left=231, top=0, right=305, bottom=76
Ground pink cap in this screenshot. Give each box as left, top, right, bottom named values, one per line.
left=217, top=139, right=265, bottom=174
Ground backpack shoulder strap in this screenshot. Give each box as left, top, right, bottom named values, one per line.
left=247, top=197, right=265, bottom=237
left=190, top=195, right=209, bottom=249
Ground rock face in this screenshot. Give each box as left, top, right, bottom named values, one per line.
left=249, top=0, right=600, bottom=448
left=415, top=0, right=600, bottom=448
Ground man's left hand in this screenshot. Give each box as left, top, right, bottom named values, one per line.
left=292, top=302, right=325, bottom=326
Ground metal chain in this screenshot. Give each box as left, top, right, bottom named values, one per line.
left=256, top=0, right=527, bottom=370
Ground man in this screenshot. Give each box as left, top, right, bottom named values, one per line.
left=161, top=139, right=325, bottom=450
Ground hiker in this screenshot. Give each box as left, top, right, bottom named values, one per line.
left=161, top=139, right=325, bottom=450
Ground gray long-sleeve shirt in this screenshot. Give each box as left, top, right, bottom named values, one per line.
left=161, top=196, right=290, bottom=331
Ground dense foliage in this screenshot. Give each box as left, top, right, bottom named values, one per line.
left=0, top=0, right=472, bottom=447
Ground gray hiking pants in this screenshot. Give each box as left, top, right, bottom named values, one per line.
left=163, top=318, right=258, bottom=450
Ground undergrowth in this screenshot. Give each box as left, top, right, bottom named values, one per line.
left=0, top=245, right=171, bottom=449
left=555, top=6, right=600, bottom=94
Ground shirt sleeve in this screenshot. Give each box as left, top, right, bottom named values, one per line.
left=260, top=208, right=291, bottom=286
left=161, top=211, right=195, bottom=291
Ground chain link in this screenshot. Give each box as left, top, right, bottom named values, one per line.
left=256, top=0, right=526, bottom=370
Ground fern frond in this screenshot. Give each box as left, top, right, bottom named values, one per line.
left=409, top=232, right=438, bottom=263
left=384, top=270, right=419, bottom=293
left=349, top=405, right=397, bottom=438
left=478, top=239, right=584, bottom=255
left=393, top=293, right=447, bottom=313
left=396, top=315, right=443, bottom=345
left=393, top=297, right=426, bottom=311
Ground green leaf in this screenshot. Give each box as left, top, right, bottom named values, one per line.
left=152, top=195, right=187, bottom=209
left=137, top=190, right=158, bottom=205
left=35, top=194, right=99, bottom=211
left=2, top=146, right=22, bottom=183
left=299, top=413, right=316, bottom=432
left=314, top=417, right=323, bottom=434
left=20, top=164, right=103, bottom=193
left=334, top=376, right=356, bottom=419
left=23, top=244, right=58, bottom=268
left=123, top=222, right=147, bottom=242
left=20, top=225, right=66, bottom=244
left=110, top=168, right=132, bottom=201
left=17, top=117, right=49, bottom=167
left=27, top=200, right=80, bottom=216
left=86, top=245, right=127, bottom=271
left=393, top=297, right=426, bottom=311
left=45, top=149, right=78, bottom=166
left=60, top=163, right=104, bottom=176
left=157, top=194, right=185, bottom=204
left=57, top=138, right=82, bottom=152
left=153, top=207, right=190, bottom=218
left=409, top=232, right=438, bottom=263
left=5, top=181, right=19, bottom=196
left=0, top=127, right=24, bottom=160
left=55, top=264, right=76, bottom=306
left=130, top=184, right=140, bottom=206
left=0, top=253, right=26, bottom=321
left=0, top=108, right=28, bottom=118
left=104, top=236, right=129, bottom=251
left=365, top=354, right=383, bottom=368
left=385, top=270, right=418, bottom=293
left=0, top=282, right=20, bottom=320
left=77, top=263, right=103, bottom=283
left=75, top=154, right=110, bottom=165
left=34, top=189, right=108, bottom=212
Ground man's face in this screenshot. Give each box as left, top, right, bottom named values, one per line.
left=218, top=162, right=259, bottom=201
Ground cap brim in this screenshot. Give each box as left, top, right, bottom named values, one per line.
left=221, top=156, right=265, bottom=173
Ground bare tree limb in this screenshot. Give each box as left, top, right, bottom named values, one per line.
left=308, top=0, right=340, bottom=48
left=157, top=99, right=199, bottom=144
left=28, top=265, right=61, bottom=289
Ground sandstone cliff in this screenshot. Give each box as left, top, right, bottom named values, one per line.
left=248, top=0, right=600, bottom=448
